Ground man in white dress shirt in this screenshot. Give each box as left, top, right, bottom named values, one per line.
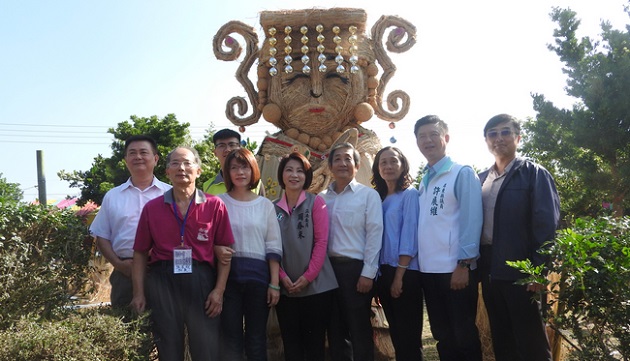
left=90, top=135, right=171, bottom=308
left=320, top=142, right=383, bottom=361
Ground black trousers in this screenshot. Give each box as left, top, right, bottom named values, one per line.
left=376, top=265, right=424, bottom=361
left=421, top=271, right=482, bottom=361
left=220, top=280, right=270, bottom=361
left=328, top=258, right=375, bottom=361
left=146, top=261, right=220, bottom=361
left=478, top=245, right=552, bottom=361
left=276, top=290, right=335, bottom=361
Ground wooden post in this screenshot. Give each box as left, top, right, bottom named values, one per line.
left=36, top=150, right=47, bottom=205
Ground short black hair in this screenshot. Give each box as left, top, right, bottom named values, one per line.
left=483, top=114, right=521, bottom=137
left=213, top=129, right=241, bottom=144
left=414, top=115, right=449, bottom=137
left=124, top=135, right=158, bottom=155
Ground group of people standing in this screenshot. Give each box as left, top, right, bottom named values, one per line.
left=90, top=113, right=560, bottom=361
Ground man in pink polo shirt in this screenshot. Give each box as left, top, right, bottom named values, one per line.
left=131, top=146, right=234, bottom=361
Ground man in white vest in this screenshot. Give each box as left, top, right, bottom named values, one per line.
left=415, top=115, right=483, bottom=361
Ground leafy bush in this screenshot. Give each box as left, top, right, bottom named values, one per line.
left=0, top=202, right=154, bottom=360
left=509, top=216, right=630, bottom=360
left=0, top=202, right=93, bottom=327
left=0, top=308, right=153, bottom=361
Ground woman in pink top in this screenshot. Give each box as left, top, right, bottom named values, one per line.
left=273, top=152, right=338, bottom=361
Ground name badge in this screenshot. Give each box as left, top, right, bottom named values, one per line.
left=173, top=247, right=193, bottom=274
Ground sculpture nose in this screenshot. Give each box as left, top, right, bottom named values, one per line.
left=310, top=68, right=323, bottom=98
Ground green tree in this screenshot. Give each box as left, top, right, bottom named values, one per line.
left=194, top=125, right=222, bottom=187
left=0, top=173, right=23, bottom=204
left=60, top=116, right=259, bottom=205
left=523, top=6, right=630, bottom=218
left=59, top=114, right=191, bottom=205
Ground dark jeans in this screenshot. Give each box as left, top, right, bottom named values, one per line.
left=146, top=261, right=220, bottom=361
left=377, top=265, right=424, bottom=361
left=478, top=245, right=552, bottom=361
left=221, top=280, right=270, bottom=361
left=328, top=258, right=375, bottom=361
left=109, top=268, right=133, bottom=308
left=421, top=271, right=482, bottom=361
left=276, top=290, right=334, bottom=361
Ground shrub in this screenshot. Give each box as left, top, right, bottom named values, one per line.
left=0, top=202, right=93, bottom=328
left=509, top=216, right=630, bottom=360
left=0, top=307, right=153, bottom=361
left=0, top=203, right=154, bottom=360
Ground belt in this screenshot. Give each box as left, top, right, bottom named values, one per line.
left=329, top=256, right=360, bottom=264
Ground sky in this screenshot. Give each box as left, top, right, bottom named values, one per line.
left=1, top=0, right=628, bottom=203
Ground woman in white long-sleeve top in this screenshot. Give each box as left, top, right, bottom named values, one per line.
left=218, top=148, right=283, bottom=361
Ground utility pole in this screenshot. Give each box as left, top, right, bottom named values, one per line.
left=36, top=150, right=47, bottom=205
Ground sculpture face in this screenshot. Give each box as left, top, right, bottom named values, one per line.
left=269, top=54, right=367, bottom=136
left=212, top=7, right=415, bottom=194
left=213, top=7, right=415, bottom=135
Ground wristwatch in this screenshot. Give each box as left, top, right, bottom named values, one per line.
left=457, top=260, right=471, bottom=269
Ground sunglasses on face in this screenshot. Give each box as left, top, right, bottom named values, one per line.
left=486, top=129, right=514, bottom=139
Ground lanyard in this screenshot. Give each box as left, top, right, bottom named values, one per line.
left=172, top=197, right=194, bottom=247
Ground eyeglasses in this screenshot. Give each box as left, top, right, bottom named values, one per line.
left=215, top=142, right=241, bottom=151
left=168, top=161, right=198, bottom=169
left=486, top=129, right=514, bottom=139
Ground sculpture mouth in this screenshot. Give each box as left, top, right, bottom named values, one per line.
left=309, top=107, right=325, bottom=113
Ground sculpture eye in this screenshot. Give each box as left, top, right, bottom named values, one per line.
left=283, top=73, right=309, bottom=86
left=326, top=72, right=349, bottom=84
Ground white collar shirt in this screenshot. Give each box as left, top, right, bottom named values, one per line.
left=319, top=179, right=383, bottom=279
left=89, top=177, right=171, bottom=258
